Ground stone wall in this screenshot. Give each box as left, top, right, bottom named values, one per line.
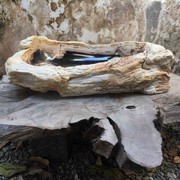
left=0, top=0, right=180, bottom=75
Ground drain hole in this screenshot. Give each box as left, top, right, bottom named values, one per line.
left=126, top=105, right=136, bottom=109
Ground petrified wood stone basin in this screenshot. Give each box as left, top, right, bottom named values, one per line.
left=5, top=36, right=174, bottom=97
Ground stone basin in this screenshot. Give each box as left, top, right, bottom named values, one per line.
left=5, top=36, right=174, bottom=97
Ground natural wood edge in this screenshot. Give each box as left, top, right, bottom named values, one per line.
left=5, top=36, right=174, bottom=97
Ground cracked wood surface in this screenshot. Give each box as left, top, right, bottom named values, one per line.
left=0, top=74, right=179, bottom=168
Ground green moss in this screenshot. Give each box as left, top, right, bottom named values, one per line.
left=0, top=22, right=6, bottom=41
left=0, top=8, right=10, bottom=41
left=11, top=0, right=19, bottom=5
left=27, top=14, right=33, bottom=22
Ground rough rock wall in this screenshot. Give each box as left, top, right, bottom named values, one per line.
left=0, top=0, right=179, bottom=75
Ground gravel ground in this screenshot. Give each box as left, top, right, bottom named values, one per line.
left=0, top=122, right=179, bottom=180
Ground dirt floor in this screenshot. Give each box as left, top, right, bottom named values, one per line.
left=0, top=122, right=179, bottom=180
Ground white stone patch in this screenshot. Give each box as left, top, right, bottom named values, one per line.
left=60, top=19, right=69, bottom=33
left=20, top=0, right=29, bottom=10
left=43, top=26, right=54, bottom=36
left=51, top=22, right=58, bottom=30
left=49, top=4, right=65, bottom=18
left=20, top=0, right=36, bottom=11
left=95, top=0, right=111, bottom=9
left=79, top=28, right=98, bottom=43
left=44, top=18, right=69, bottom=35
left=50, top=0, right=59, bottom=3
left=72, top=11, right=82, bottom=20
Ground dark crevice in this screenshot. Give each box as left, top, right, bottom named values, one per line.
left=106, top=117, right=129, bottom=167
left=126, top=105, right=136, bottom=109
left=175, top=102, right=180, bottom=106
left=31, top=50, right=120, bottom=67
left=107, top=117, right=121, bottom=141
left=153, top=110, right=163, bottom=132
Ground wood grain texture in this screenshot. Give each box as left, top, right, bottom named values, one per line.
left=109, top=95, right=162, bottom=168
left=0, top=79, right=159, bottom=168
left=0, top=75, right=33, bottom=102
left=0, top=74, right=179, bottom=168
left=0, top=92, right=161, bottom=167
left=92, top=119, right=118, bottom=158
left=5, top=36, right=174, bottom=97
left=153, top=74, right=180, bottom=124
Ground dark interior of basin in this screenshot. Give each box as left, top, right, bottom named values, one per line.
left=31, top=50, right=120, bottom=67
